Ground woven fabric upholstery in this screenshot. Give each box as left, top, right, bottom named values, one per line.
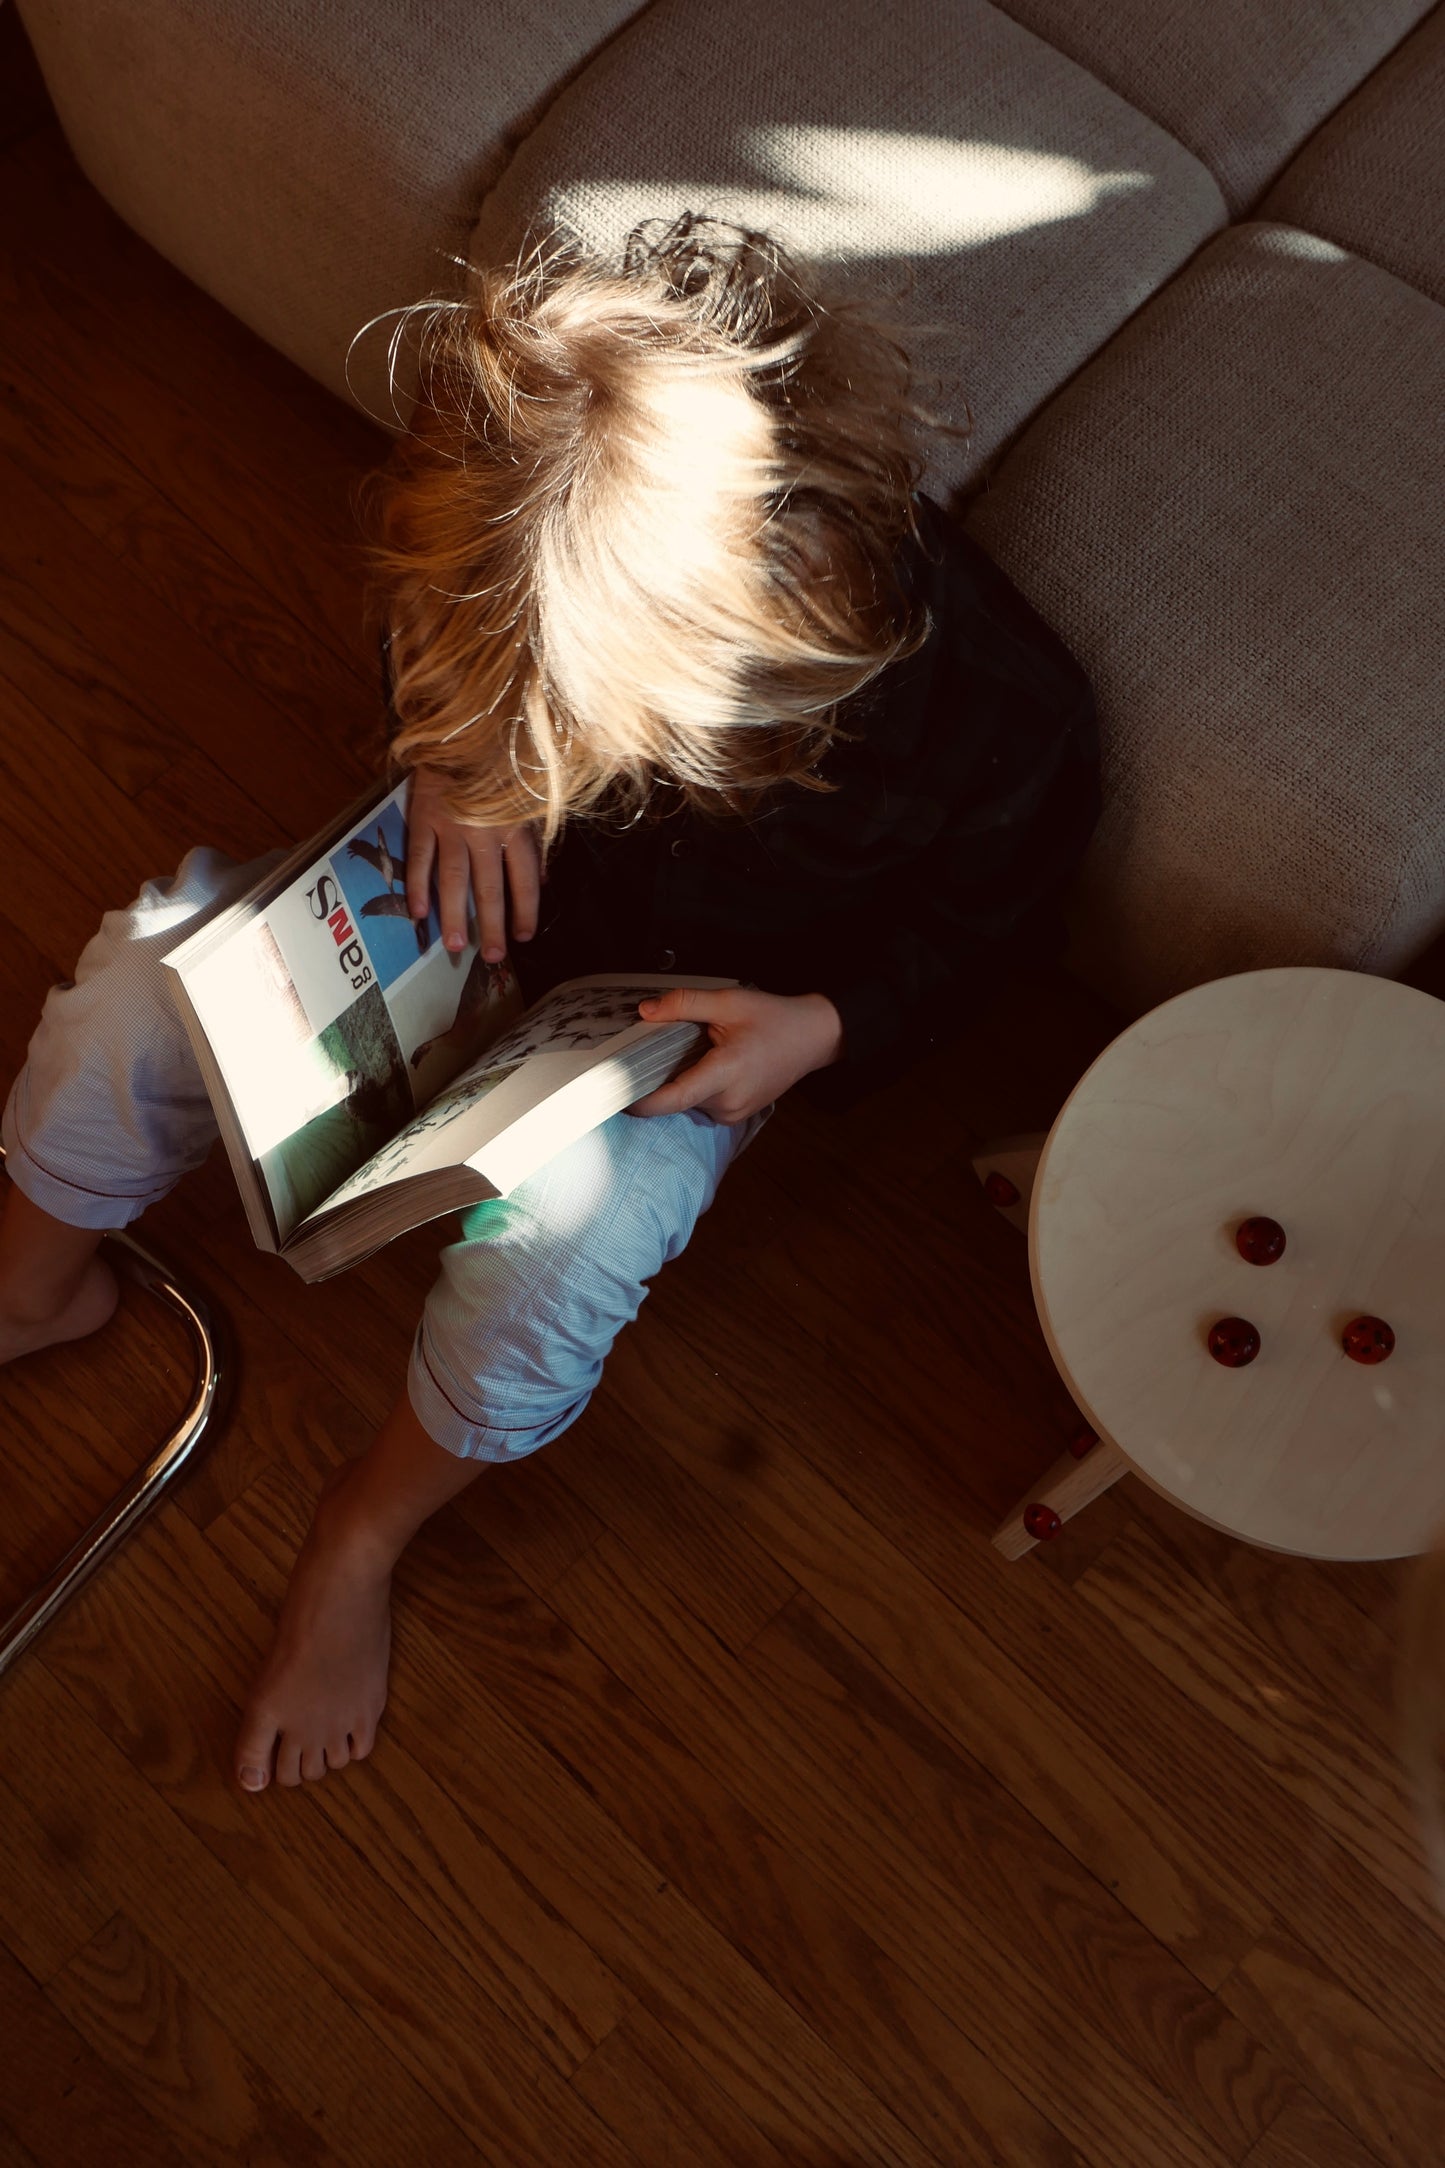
left=1263, top=6, right=1445, bottom=309
left=966, top=224, right=1445, bottom=1013
left=14, top=0, right=649, bottom=421
left=470, top=0, right=1226, bottom=491
left=985, top=0, right=1432, bottom=212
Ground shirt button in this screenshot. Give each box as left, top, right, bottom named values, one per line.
left=670, top=838, right=685, bottom=857
left=658, top=948, right=676, bottom=970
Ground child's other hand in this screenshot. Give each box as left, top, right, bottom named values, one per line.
left=627, top=987, right=843, bottom=1122
left=405, top=765, right=540, bottom=960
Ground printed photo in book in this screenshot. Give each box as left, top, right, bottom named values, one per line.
left=162, top=780, right=731, bottom=1281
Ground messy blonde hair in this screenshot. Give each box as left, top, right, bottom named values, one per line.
left=371, top=215, right=934, bottom=843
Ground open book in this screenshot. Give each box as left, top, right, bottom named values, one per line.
left=162, top=781, right=728, bottom=1281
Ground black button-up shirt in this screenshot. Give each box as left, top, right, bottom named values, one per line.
left=511, top=496, right=1100, bottom=1101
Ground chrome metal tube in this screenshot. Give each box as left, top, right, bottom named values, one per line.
left=0, top=1192, right=225, bottom=1675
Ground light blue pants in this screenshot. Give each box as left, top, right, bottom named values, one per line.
left=2, top=850, right=763, bottom=1460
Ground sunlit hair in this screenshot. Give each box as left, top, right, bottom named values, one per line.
left=369, top=215, right=940, bottom=844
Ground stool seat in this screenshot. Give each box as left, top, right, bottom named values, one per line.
left=1031, top=967, right=1445, bottom=1559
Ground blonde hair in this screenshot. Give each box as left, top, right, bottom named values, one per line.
left=371, top=216, right=937, bottom=843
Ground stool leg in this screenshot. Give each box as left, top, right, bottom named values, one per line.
left=993, top=1435, right=1128, bottom=1559
left=971, top=1132, right=1047, bottom=1235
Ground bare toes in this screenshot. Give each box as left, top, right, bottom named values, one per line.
left=235, top=1709, right=279, bottom=1793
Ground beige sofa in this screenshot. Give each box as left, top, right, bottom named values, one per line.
left=18, top=0, right=1445, bottom=1011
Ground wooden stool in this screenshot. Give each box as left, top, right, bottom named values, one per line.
left=975, top=968, right=1445, bottom=1560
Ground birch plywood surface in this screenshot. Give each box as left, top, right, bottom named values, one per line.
left=1033, top=969, right=1445, bottom=1558
left=2, top=16, right=1444, bottom=2164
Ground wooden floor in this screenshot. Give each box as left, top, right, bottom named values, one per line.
left=3, top=26, right=1444, bottom=2168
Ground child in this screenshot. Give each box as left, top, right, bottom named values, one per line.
left=0, top=217, right=1098, bottom=1792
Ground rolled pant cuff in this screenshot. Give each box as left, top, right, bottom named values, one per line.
left=406, top=1327, right=590, bottom=1464
left=1, top=1092, right=163, bottom=1231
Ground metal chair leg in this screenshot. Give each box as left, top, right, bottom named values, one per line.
left=0, top=1178, right=225, bottom=1676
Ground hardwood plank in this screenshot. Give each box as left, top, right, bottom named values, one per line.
left=450, top=1451, right=607, bottom=1597
left=0, top=2126, right=42, bottom=2168
left=552, top=1534, right=1287, bottom=2165
left=134, top=747, right=292, bottom=867
left=1115, top=1488, right=1397, bottom=1723
left=548, top=1395, right=799, bottom=1652
left=1077, top=1521, right=1429, bottom=1919
left=1242, top=2090, right=1389, bottom=2168
left=0, top=692, right=283, bottom=972
left=390, top=1509, right=1220, bottom=2168
left=211, top=1461, right=970, bottom=2168
left=571, top=2005, right=797, bottom=2168
left=0, top=585, right=169, bottom=803
left=753, top=1592, right=1297, bottom=2148
left=0, top=1660, right=498, bottom=2168
left=0, top=676, right=188, bottom=913
left=48, top=1915, right=331, bottom=2168
left=0, top=461, right=344, bottom=833
left=0, top=131, right=383, bottom=677
left=666, top=1153, right=1082, bottom=1538
left=0, top=1773, right=112, bottom=1984
left=1067, top=1531, right=1445, bottom=2088
left=1222, top=1935, right=1445, bottom=2168
left=0, top=346, right=379, bottom=773
left=688, top=1116, right=1067, bottom=1523
left=29, top=1507, right=641, bottom=2147
left=0, top=1940, right=190, bottom=2168
left=1299, top=1557, right=1402, bottom=1639
left=591, top=1309, right=1270, bottom=1984
left=629, top=1275, right=1445, bottom=2036
left=141, top=1180, right=375, bottom=1530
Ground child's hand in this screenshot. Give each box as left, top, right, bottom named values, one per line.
left=627, top=987, right=843, bottom=1122
left=405, top=765, right=540, bottom=960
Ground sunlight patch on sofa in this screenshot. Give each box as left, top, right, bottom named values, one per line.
left=575, top=127, right=1148, bottom=260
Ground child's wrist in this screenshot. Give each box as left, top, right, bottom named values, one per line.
left=801, top=992, right=845, bottom=1069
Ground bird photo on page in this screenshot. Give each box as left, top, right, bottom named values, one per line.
left=333, top=804, right=442, bottom=982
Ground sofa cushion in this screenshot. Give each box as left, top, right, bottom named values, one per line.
left=15, top=0, right=651, bottom=420
left=1262, top=6, right=1445, bottom=309
left=471, top=0, right=1226, bottom=491
left=983, top=0, right=1432, bottom=212
left=965, top=224, right=1445, bottom=1013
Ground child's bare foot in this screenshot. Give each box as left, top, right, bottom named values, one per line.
left=0, top=1255, right=120, bottom=1365
left=234, top=1467, right=392, bottom=1791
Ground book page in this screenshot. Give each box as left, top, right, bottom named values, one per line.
left=310, top=976, right=719, bottom=1217
left=170, top=782, right=521, bottom=1241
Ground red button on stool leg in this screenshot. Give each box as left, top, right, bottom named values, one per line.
left=1068, top=1424, right=1099, bottom=1459
left=1023, top=1503, right=1062, bottom=1541
left=993, top=1436, right=1128, bottom=1560
left=983, top=1170, right=1020, bottom=1209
